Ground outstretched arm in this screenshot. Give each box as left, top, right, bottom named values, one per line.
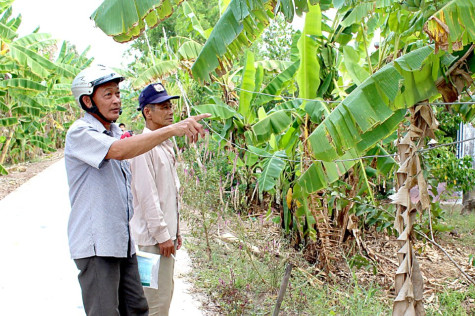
left=106, top=113, right=211, bottom=160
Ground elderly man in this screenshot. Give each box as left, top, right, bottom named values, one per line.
left=65, top=65, right=209, bottom=315
left=129, top=83, right=184, bottom=315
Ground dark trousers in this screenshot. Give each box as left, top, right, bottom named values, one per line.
left=74, top=255, right=149, bottom=316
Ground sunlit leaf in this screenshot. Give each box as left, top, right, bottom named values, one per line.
left=91, top=0, right=184, bottom=42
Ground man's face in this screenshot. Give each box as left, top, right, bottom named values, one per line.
left=148, top=100, right=174, bottom=129
left=119, top=125, right=126, bottom=131
left=88, top=81, right=121, bottom=122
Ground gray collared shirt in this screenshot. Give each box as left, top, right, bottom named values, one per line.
left=65, top=113, right=134, bottom=259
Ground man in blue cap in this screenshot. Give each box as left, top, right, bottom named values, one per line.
left=66, top=66, right=209, bottom=315
left=129, top=83, right=185, bottom=315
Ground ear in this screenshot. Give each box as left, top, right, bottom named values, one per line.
left=81, top=95, right=93, bottom=109
left=143, top=106, right=152, bottom=120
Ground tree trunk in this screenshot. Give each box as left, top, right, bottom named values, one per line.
left=392, top=102, right=438, bottom=316
left=461, top=123, right=475, bottom=212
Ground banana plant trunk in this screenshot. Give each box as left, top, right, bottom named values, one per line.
left=0, top=127, right=14, bottom=165
left=391, top=102, right=438, bottom=316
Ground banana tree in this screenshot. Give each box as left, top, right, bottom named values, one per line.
left=0, top=5, right=89, bottom=174
left=91, top=1, right=475, bottom=314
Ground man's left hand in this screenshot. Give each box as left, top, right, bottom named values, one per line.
left=177, top=235, right=182, bottom=250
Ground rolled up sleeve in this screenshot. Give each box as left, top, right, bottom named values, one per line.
left=67, top=124, right=117, bottom=169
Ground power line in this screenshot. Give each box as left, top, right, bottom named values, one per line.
left=214, top=81, right=475, bottom=106
left=418, top=136, right=475, bottom=152
left=177, top=82, right=475, bottom=165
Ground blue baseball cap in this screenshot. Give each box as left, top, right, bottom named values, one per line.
left=137, top=83, right=180, bottom=110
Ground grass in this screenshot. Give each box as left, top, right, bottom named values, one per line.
left=181, top=198, right=475, bottom=315
left=183, top=207, right=391, bottom=315
left=439, top=203, right=475, bottom=252
left=426, top=285, right=475, bottom=316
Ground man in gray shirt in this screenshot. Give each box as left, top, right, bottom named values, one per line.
left=65, top=65, right=209, bottom=315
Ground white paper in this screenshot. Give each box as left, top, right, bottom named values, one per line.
left=136, top=250, right=160, bottom=289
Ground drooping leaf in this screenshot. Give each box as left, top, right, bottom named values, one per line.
left=252, top=110, right=291, bottom=144
left=299, top=110, right=405, bottom=193
left=131, top=60, right=180, bottom=88
left=91, top=0, right=184, bottom=43
left=9, top=43, right=56, bottom=79
left=298, top=45, right=451, bottom=194
left=424, top=0, right=475, bottom=52
left=0, top=79, right=47, bottom=92
left=191, top=0, right=277, bottom=82
left=0, top=117, right=18, bottom=126
left=177, top=41, right=203, bottom=61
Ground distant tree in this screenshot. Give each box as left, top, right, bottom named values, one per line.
left=257, top=12, right=296, bottom=61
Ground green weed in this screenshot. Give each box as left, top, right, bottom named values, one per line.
left=426, top=285, right=475, bottom=316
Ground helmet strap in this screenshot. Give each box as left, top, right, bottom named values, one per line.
left=86, top=97, right=120, bottom=124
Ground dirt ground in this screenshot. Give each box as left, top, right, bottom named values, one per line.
left=0, top=148, right=65, bottom=200
left=2, top=149, right=474, bottom=313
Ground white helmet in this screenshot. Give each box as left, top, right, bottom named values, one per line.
left=71, top=64, right=124, bottom=108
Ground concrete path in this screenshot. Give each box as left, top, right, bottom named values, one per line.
left=0, top=159, right=202, bottom=315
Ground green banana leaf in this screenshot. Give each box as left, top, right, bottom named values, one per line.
left=131, top=60, right=179, bottom=88
left=299, top=109, right=405, bottom=194
left=239, top=51, right=256, bottom=123
left=252, top=110, right=291, bottom=144
left=296, top=41, right=464, bottom=194
left=296, top=3, right=322, bottom=101
left=0, top=78, right=47, bottom=92
left=340, top=2, right=373, bottom=27
left=248, top=147, right=286, bottom=193
left=306, top=46, right=436, bottom=164
left=91, top=0, right=184, bottom=43
left=14, top=33, right=56, bottom=49
left=0, top=1, right=14, bottom=12
left=178, top=41, right=203, bottom=61
left=254, top=60, right=300, bottom=106
left=191, top=0, right=277, bottom=82
left=342, top=46, right=370, bottom=86
left=0, top=117, right=18, bottom=126
left=181, top=1, right=207, bottom=40
left=372, top=144, right=397, bottom=176
left=0, top=21, right=16, bottom=40
left=9, top=44, right=55, bottom=78
left=192, top=103, right=241, bottom=120
left=0, top=63, right=20, bottom=72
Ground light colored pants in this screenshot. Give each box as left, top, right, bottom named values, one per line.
left=139, top=243, right=176, bottom=316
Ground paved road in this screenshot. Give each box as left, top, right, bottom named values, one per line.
left=0, top=159, right=202, bottom=315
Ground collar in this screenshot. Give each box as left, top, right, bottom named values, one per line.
left=83, top=113, right=121, bottom=137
